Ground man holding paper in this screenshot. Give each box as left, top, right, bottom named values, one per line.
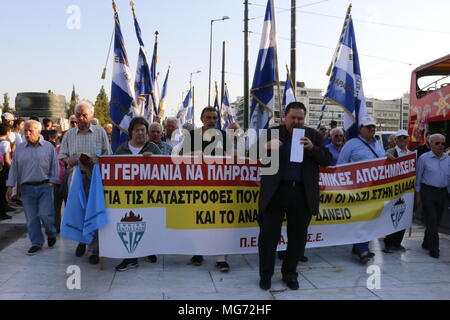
left=257, top=102, right=332, bottom=290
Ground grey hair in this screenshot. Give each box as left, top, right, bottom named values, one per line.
left=166, top=116, right=178, bottom=123
left=25, top=120, right=42, bottom=132
left=75, top=101, right=94, bottom=115
left=150, top=122, right=163, bottom=131
left=329, top=128, right=343, bottom=136
left=429, top=133, right=445, bottom=144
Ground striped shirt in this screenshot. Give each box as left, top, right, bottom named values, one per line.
left=59, top=125, right=112, bottom=160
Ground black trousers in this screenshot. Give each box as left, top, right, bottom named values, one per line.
left=384, top=229, right=406, bottom=247
left=258, top=183, right=312, bottom=279
left=420, top=184, right=447, bottom=251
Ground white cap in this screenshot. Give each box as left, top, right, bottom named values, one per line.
left=2, top=112, right=14, bottom=121
left=395, top=129, right=409, bottom=137
left=360, top=116, right=376, bottom=127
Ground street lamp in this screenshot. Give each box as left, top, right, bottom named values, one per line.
left=208, top=16, right=230, bottom=106
left=190, top=70, right=201, bottom=90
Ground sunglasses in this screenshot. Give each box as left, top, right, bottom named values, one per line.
left=397, top=136, right=408, bottom=139
left=70, top=121, right=78, bottom=125
left=320, top=128, right=327, bottom=131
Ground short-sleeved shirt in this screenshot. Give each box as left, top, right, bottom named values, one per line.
left=0, top=139, right=11, bottom=156
left=59, top=125, right=112, bottom=159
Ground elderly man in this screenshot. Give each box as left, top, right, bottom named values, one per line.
left=257, top=102, right=331, bottom=290
left=59, top=101, right=112, bottom=264
left=416, top=133, right=449, bottom=258
left=383, top=129, right=412, bottom=253
left=337, top=117, right=387, bottom=264
left=326, top=128, right=345, bottom=166
left=6, top=120, right=59, bottom=255
left=164, top=117, right=180, bottom=148
left=149, top=122, right=172, bottom=155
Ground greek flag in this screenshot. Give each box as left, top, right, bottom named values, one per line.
left=183, top=89, right=193, bottom=124
left=132, top=6, right=153, bottom=120
left=148, top=33, right=159, bottom=117
left=110, top=6, right=137, bottom=152
left=282, top=69, right=296, bottom=118
left=221, top=84, right=235, bottom=130
left=158, top=66, right=170, bottom=118
left=325, top=15, right=369, bottom=139
left=214, top=82, right=222, bottom=129
left=249, top=0, right=279, bottom=131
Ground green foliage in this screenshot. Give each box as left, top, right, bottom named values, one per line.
left=94, top=86, right=110, bottom=126
left=2, top=93, right=13, bottom=113
left=66, top=85, right=79, bottom=118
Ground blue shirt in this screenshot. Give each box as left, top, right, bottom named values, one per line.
left=7, top=139, right=59, bottom=186
left=337, top=136, right=386, bottom=164
left=415, top=151, right=450, bottom=192
left=281, top=135, right=303, bottom=182
left=326, top=143, right=342, bottom=166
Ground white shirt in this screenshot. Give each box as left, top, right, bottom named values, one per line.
left=128, top=142, right=142, bottom=155
left=0, top=139, right=11, bottom=156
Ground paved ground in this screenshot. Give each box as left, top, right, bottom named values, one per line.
left=0, top=206, right=449, bottom=300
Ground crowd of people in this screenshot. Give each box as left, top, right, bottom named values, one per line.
left=0, top=101, right=448, bottom=292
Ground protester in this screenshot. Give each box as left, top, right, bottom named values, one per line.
left=257, top=102, right=331, bottom=290
left=383, top=129, right=412, bottom=253
left=114, top=117, right=161, bottom=271
left=41, top=118, right=53, bottom=141
left=12, top=118, right=25, bottom=145
left=416, top=131, right=431, bottom=158
left=416, top=133, right=449, bottom=259
left=52, top=131, right=66, bottom=233
left=6, top=120, right=59, bottom=255
left=179, top=107, right=231, bottom=272
left=149, top=122, right=173, bottom=155
left=91, top=118, right=100, bottom=126
left=326, top=128, right=345, bottom=166
left=2, top=112, right=16, bottom=153
left=337, top=117, right=391, bottom=264
left=0, top=124, right=12, bottom=220
left=69, top=115, right=78, bottom=129
left=104, top=123, right=113, bottom=144
left=59, top=101, right=112, bottom=264
left=387, top=133, right=396, bottom=150
left=164, top=117, right=180, bottom=148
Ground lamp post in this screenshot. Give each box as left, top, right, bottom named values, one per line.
left=208, top=16, right=230, bottom=107
left=190, top=70, right=201, bottom=125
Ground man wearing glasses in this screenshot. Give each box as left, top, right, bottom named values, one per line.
left=416, top=133, right=449, bottom=259
left=383, top=130, right=412, bottom=253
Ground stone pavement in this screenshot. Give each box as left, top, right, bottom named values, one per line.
left=0, top=206, right=449, bottom=300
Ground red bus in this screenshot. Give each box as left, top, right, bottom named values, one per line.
left=408, top=54, right=450, bottom=150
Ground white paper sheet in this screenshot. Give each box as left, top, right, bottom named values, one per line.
left=290, top=128, right=305, bottom=163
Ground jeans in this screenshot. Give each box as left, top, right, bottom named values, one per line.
left=21, top=184, right=56, bottom=247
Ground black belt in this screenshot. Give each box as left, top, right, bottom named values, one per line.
left=280, top=180, right=303, bottom=187
left=22, top=180, right=49, bottom=186
left=422, top=184, right=447, bottom=191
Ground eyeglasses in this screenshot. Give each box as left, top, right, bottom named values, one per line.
left=397, top=136, right=409, bottom=139
left=70, top=121, right=78, bottom=125
left=320, top=128, right=327, bottom=131
left=433, top=142, right=446, bottom=146
left=333, top=134, right=344, bottom=137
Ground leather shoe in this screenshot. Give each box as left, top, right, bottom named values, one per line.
left=48, top=237, right=56, bottom=248
left=75, top=243, right=86, bottom=257
left=282, top=274, right=299, bottom=290
left=429, top=250, right=439, bottom=259
left=89, top=254, right=99, bottom=264
left=259, top=277, right=271, bottom=291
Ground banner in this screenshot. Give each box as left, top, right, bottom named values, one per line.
left=99, top=154, right=416, bottom=258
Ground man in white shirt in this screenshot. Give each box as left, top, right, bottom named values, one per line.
left=383, top=129, right=412, bottom=253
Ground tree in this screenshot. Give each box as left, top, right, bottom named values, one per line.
left=2, top=93, right=13, bottom=113
left=94, top=86, right=110, bottom=126
left=66, top=85, right=79, bottom=118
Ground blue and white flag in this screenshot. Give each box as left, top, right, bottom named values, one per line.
left=325, top=15, right=369, bottom=139
left=83, top=164, right=108, bottom=237
left=249, top=0, right=279, bottom=132
left=132, top=5, right=153, bottom=120
left=61, top=166, right=92, bottom=244
left=158, top=66, right=170, bottom=118
left=214, top=82, right=222, bottom=129
left=282, top=68, right=296, bottom=118
left=148, top=32, right=159, bottom=117
left=110, top=4, right=137, bottom=152
left=183, top=89, right=193, bottom=124
left=221, top=84, right=235, bottom=130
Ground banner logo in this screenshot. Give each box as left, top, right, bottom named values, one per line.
left=390, top=198, right=406, bottom=229
left=117, top=211, right=146, bottom=254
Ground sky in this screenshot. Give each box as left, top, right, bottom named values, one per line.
left=1, top=0, right=449, bottom=123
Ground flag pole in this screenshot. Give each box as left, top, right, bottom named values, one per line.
left=271, top=0, right=282, bottom=125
